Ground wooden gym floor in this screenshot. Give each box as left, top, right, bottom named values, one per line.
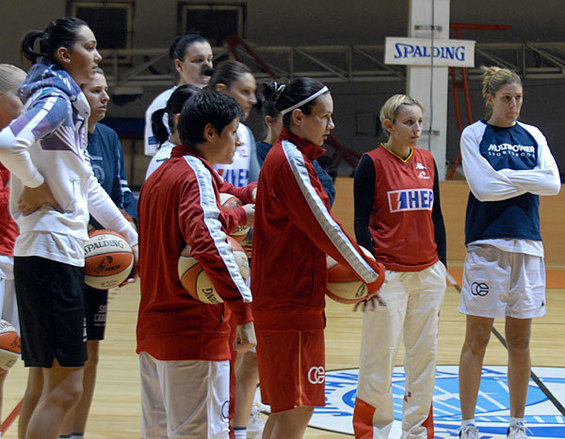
left=1, top=180, right=564, bottom=438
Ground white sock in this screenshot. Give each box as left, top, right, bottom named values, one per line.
left=233, top=427, right=247, bottom=438
left=510, top=417, right=525, bottom=427
left=461, top=418, right=476, bottom=428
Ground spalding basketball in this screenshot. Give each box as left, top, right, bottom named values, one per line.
left=219, top=193, right=250, bottom=241
left=178, top=236, right=249, bottom=304
left=0, top=319, right=20, bottom=370
left=84, top=230, right=134, bottom=290
left=326, top=247, right=375, bottom=304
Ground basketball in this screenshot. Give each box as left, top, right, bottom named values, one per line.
left=0, top=319, right=20, bottom=370
left=84, top=230, right=134, bottom=290
left=326, top=247, right=375, bottom=304
left=120, top=208, right=137, bottom=232
left=219, top=193, right=250, bottom=241
left=178, top=236, right=249, bottom=304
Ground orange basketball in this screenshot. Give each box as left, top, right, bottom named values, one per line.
left=0, top=319, right=20, bottom=370
left=219, top=193, right=250, bottom=241
left=84, top=230, right=134, bottom=290
left=326, top=247, right=375, bottom=304
left=178, top=236, right=249, bottom=304
left=120, top=208, right=137, bottom=232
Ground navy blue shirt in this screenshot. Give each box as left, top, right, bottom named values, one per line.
left=88, top=123, right=137, bottom=228
left=465, top=121, right=540, bottom=244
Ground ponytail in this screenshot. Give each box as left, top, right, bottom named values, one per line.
left=263, top=77, right=328, bottom=128
left=20, top=31, right=45, bottom=64
left=20, top=17, right=88, bottom=65
left=151, top=108, right=169, bottom=145
left=150, top=84, right=201, bottom=146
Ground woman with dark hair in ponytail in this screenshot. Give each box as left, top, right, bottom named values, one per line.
left=258, top=81, right=336, bottom=207
left=0, top=17, right=137, bottom=439
left=250, top=78, right=385, bottom=439
left=144, top=33, right=213, bottom=156
left=145, top=84, right=201, bottom=179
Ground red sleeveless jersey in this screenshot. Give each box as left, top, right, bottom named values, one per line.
left=366, top=146, right=438, bottom=272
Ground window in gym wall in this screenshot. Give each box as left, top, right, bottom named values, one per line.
left=178, top=2, right=246, bottom=46
left=69, top=1, right=134, bottom=51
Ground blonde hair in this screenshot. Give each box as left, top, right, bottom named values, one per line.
left=0, top=64, right=26, bottom=95
left=379, top=94, right=424, bottom=136
left=481, top=66, right=521, bottom=117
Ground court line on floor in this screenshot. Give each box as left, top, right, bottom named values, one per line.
left=1, top=398, right=22, bottom=435
left=1, top=292, right=118, bottom=434
left=446, top=270, right=565, bottom=417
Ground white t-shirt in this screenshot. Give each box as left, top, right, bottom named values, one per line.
left=144, top=86, right=176, bottom=156
left=145, top=141, right=175, bottom=180
left=214, top=124, right=258, bottom=187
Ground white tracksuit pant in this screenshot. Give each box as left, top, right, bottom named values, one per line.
left=353, top=260, right=446, bottom=439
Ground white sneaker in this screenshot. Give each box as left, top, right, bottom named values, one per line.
left=459, top=424, right=479, bottom=439
left=507, top=423, right=527, bottom=438
left=247, top=405, right=266, bottom=439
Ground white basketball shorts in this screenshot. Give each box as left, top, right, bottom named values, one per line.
left=0, top=254, right=18, bottom=333
left=139, top=352, right=230, bottom=439
left=460, top=244, right=546, bottom=319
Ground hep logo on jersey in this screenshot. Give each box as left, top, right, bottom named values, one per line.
left=222, top=168, right=249, bottom=187
left=387, top=189, right=434, bottom=212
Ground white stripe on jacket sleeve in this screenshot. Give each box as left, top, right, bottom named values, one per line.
left=281, top=140, right=378, bottom=285
left=185, top=155, right=252, bottom=302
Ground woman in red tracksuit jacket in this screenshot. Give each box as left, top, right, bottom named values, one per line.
left=251, top=77, right=385, bottom=439
left=137, top=90, right=257, bottom=438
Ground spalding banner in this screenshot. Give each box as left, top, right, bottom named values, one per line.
left=385, top=37, right=475, bottom=67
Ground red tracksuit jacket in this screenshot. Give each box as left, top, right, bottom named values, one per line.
left=137, top=144, right=256, bottom=361
left=251, top=128, right=384, bottom=332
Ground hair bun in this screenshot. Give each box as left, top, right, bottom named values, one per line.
left=262, top=80, right=287, bottom=102
left=273, top=82, right=286, bottom=100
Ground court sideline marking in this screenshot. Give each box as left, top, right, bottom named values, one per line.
left=446, top=270, right=565, bottom=416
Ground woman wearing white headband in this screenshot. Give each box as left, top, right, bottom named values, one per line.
left=251, top=78, right=385, bottom=439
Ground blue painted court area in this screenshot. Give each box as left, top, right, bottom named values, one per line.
left=305, top=366, right=565, bottom=438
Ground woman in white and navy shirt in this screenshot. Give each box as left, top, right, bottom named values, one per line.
left=458, top=66, right=560, bottom=439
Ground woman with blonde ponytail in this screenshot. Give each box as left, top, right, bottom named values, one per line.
left=0, top=63, right=26, bottom=434
left=457, top=66, right=561, bottom=439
